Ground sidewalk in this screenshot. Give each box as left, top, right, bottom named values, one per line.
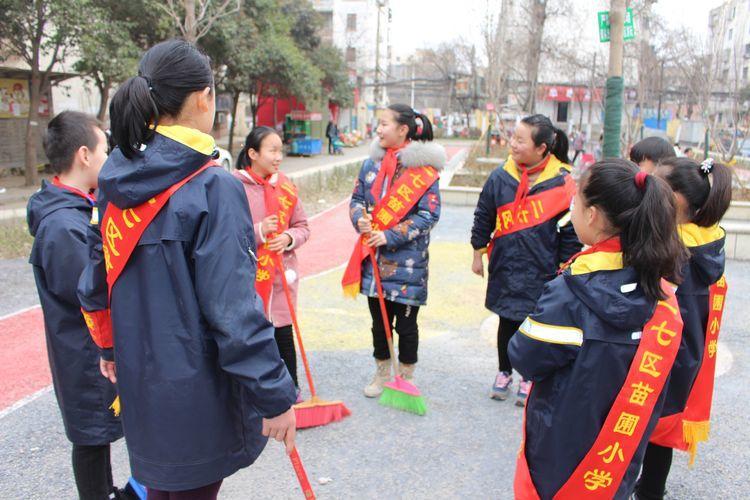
left=0, top=143, right=372, bottom=218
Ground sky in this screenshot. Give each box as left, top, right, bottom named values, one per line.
left=389, top=0, right=724, bottom=60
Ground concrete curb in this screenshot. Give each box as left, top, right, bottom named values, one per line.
left=439, top=185, right=750, bottom=260
left=0, top=208, right=26, bottom=221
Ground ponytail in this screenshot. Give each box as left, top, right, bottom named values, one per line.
left=236, top=126, right=280, bottom=170
left=387, top=103, right=434, bottom=142
left=109, top=39, right=214, bottom=159
left=581, top=159, right=687, bottom=303
left=521, top=114, right=569, bottom=164
left=657, top=157, right=732, bottom=227
left=109, top=76, right=159, bottom=158
left=551, top=128, right=570, bottom=164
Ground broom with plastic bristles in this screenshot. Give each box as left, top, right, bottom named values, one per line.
left=366, top=246, right=427, bottom=416
left=276, top=256, right=351, bottom=428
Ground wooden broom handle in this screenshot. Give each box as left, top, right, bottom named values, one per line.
left=276, top=256, right=317, bottom=398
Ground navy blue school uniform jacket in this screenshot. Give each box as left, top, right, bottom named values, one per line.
left=508, top=250, right=666, bottom=499
left=659, top=224, right=725, bottom=418
left=470, top=155, right=581, bottom=321
left=27, top=181, right=123, bottom=446
left=77, top=125, right=296, bottom=491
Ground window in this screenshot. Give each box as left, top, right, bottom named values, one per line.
left=745, top=44, right=750, bottom=57
left=728, top=28, right=733, bottom=41
left=744, top=66, right=748, bottom=79
left=346, top=46, right=356, bottom=63
left=347, top=13, right=357, bottom=31
left=556, top=102, right=569, bottom=123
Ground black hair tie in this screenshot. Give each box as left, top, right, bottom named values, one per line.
left=139, top=74, right=154, bottom=92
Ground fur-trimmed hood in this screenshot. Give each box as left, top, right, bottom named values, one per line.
left=369, top=139, right=447, bottom=170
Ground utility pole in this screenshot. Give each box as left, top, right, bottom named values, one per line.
left=603, top=0, right=626, bottom=158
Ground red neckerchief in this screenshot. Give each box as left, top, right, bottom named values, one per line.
left=245, top=167, right=279, bottom=218
left=558, top=236, right=622, bottom=274
left=513, top=155, right=551, bottom=215
left=370, top=141, right=409, bottom=201
left=52, top=176, right=96, bottom=205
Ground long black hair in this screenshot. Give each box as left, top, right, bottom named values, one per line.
left=109, top=39, right=214, bottom=159
left=658, top=157, right=732, bottom=227
left=521, top=114, right=570, bottom=164
left=629, top=136, right=675, bottom=165
left=387, top=104, right=434, bottom=142
left=236, top=126, right=281, bottom=169
left=581, top=159, right=687, bottom=302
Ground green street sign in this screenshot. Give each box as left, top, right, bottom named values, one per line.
left=598, top=8, right=635, bottom=43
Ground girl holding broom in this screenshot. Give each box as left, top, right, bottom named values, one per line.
left=234, top=126, right=311, bottom=403
left=470, top=114, right=581, bottom=406
left=236, top=126, right=350, bottom=429
left=509, top=159, right=687, bottom=499
left=77, top=39, right=297, bottom=498
left=342, top=104, right=445, bottom=402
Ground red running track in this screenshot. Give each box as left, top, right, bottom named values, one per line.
left=0, top=145, right=465, bottom=412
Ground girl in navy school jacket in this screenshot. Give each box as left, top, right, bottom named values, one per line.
left=509, top=159, right=688, bottom=499
left=634, top=157, right=732, bottom=500
left=471, top=114, right=581, bottom=405
left=77, top=39, right=296, bottom=499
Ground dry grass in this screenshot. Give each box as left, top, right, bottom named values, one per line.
left=0, top=218, right=33, bottom=260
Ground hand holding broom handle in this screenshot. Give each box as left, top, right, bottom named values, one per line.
left=362, top=203, right=400, bottom=376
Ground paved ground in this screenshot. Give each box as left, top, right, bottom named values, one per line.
left=0, top=206, right=749, bottom=498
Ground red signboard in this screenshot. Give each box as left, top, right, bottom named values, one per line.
left=539, top=85, right=603, bottom=103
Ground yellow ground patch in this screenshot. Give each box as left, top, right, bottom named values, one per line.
left=295, top=242, right=489, bottom=350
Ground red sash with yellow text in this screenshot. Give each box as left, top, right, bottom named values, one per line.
left=494, top=175, right=575, bottom=240
left=251, top=170, right=298, bottom=316
left=101, top=161, right=217, bottom=299
left=341, top=166, right=438, bottom=297
left=649, top=275, right=728, bottom=464
left=514, top=280, right=683, bottom=499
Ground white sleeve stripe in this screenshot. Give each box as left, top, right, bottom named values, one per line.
left=518, top=317, right=583, bottom=346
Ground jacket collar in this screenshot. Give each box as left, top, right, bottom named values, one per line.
left=154, top=124, right=216, bottom=156
left=503, top=155, right=571, bottom=185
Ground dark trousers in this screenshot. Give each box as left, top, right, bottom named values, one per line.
left=147, top=480, right=223, bottom=500
left=274, top=325, right=298, bottom=387
left=72, top=444, right=113, bottom=500
left=327, top=137, right=334, bottom=154
left=368, top=297, right=420, bottom=364
left=497, top=317, right=523, bottom=374
left=635, top=443, right=673, bottom=499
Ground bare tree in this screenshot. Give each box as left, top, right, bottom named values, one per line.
left=158, top=0, right=240, bottom=43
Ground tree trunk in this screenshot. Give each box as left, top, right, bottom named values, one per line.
left=525, top=0, right=547, bottom=114
left=184, top=0, right=197, bottom=43
left=25, top=68, right=42, bottom=186
left=228, top=90, right=240, bottom=157
left=97, top=80, right=111, bottom=123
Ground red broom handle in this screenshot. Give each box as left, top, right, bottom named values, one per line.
left=289, top=448, right=316, bottom=499
left=366, top=246, right=399, bottom=374
left=276, top=256, right=317, bottom=398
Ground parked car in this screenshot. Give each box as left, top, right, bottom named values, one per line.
left=217, top=146, right=233, bottom=171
